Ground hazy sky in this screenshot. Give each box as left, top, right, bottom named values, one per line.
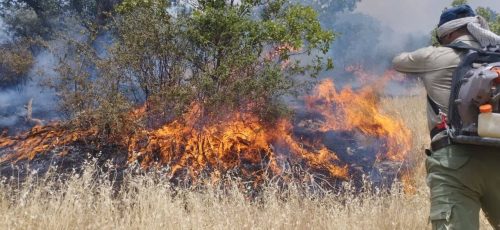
left=356, top=0, right=500, bottom=35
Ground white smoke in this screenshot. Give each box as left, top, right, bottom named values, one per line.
left=0, top=17, right=12, bottom=44
left=0, top=50, right=59, bottom=129
left=325, top=11, right=428, bottom=71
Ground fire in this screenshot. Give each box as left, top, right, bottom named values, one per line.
left=305, top=79, right=411, bottom=161
left=0, top=124, right=98, bottom=163
left=0, top=73, right=412, bottom=188
left=128, top=106, right=349, bottom=184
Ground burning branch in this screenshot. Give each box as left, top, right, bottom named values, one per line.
left=24, top=98, right=44, bottom=127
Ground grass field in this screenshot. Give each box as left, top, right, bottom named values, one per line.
left=0, top=86, right=494, bottom=230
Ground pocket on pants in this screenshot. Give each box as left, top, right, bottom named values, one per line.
left=430, top=204, right=454, bottom=230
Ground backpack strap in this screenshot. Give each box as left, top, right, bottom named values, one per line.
left=427, top=95, right=447, bottom=139
left=426, top=41, right=475, bottom=117
left=427, top=95, right=440, bottom=115
left=445, top=41, right=483, bottom=52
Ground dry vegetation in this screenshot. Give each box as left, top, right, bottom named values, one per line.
left=0, top=86, right=493, bottom=230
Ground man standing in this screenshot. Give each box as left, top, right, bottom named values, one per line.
left=393, top=5, right=500, bottom=230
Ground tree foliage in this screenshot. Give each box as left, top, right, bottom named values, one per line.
left=476, top=6, right=500, bottom=34
left=0, top=40, right=33, bottom=88
left=30, top=0, right=334, bottom=137
left=0, top=0, right=122, bottom=38
left=451, top=0, right=467, bottom=7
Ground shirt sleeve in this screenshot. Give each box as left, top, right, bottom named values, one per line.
left=393, top=46, right=462, bottom=74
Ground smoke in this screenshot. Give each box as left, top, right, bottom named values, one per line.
left=295, top=0, right=429, bottom=81
left=0, top=17, right=11, bottom=44
left=325, top=12, right=428, bottom=71
left=0, top=50, right=59, bottom=130
left=0, top=5, right=124, bottom=131
left=314, top=7, right=428, bottom=94
left=0, top=15, right=89, bottom=131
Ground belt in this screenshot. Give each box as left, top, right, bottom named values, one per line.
left=430, top=127, right=446, bottom=140
left=426, top=137, right=454, bottom=156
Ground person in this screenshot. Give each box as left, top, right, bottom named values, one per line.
left=392, top=4, right=500, bottom=230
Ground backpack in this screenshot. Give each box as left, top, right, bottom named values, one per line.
left=439, top=42, right=500, bottom=147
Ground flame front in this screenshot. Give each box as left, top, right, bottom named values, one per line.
left=128, top=109, right=349, bottom=184
left=305, top=79, right=411, bottom=161
left=0, top=75, right=412, bottom=187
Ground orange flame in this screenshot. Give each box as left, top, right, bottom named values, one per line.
left=0, top=124, right=98, bottom=162
left=128, top=109, right=349, bottom=183
left=305, top=79, right=411, bottom=161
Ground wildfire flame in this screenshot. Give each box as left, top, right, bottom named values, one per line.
left=0, top=71, right=412, bottom=188
left=305, top=79, right=411, bottom=161
left=128, top=110, right=348, bottom=185
left=0, top=124, right=98, bottom=162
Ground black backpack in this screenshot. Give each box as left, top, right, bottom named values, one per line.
left=441, top=42, right=500, bottom=147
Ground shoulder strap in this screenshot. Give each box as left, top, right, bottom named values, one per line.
left=445, top=41, right=483, bottom=52
left=425, top=42, right=470, bottom=116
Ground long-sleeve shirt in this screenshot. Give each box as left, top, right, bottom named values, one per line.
left=392, top=35, right=481, bottom=132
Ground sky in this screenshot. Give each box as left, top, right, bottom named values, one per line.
left=356, top=0, right=500, bottom=35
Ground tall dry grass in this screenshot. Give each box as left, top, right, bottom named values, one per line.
left=0, top=86, right=493, bottom=230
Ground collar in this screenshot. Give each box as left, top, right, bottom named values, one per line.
left=451, top=35, right=477, bottom=43
left=450, top=35, right=481, bottom=48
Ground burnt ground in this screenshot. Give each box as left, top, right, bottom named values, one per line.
left=0, top=145, right=129, bottom=183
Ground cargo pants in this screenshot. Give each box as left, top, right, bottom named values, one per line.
left=426, top=144, right=500, bottom=230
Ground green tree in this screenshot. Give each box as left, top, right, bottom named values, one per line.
left=111, top=0, right=334, bottom=126
left=0, top=40, right=33, bottom=88
left=47, top=32, right=135, bottom=139
left=113, top=0, right=191, bottom=126
left=42, top=0, right=334, bottom=138
left=183, top=0, right=333, bottom=121
left=451, top=0, right=467, bottom=7
left=476, top=6, right=500, bottom=34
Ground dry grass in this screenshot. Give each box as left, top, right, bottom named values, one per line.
left=0, top=85, right=494, bottom=230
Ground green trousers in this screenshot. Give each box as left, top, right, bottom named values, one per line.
left=426, top=144, right=500, bottom=230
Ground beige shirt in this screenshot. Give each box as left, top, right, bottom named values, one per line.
left=392, top=35, right=481, bottom=131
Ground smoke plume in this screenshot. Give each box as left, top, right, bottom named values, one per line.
left=0, top=49, right=58, bottom=131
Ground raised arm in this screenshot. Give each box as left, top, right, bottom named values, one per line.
left=393, top=46, right=458, bottom=74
